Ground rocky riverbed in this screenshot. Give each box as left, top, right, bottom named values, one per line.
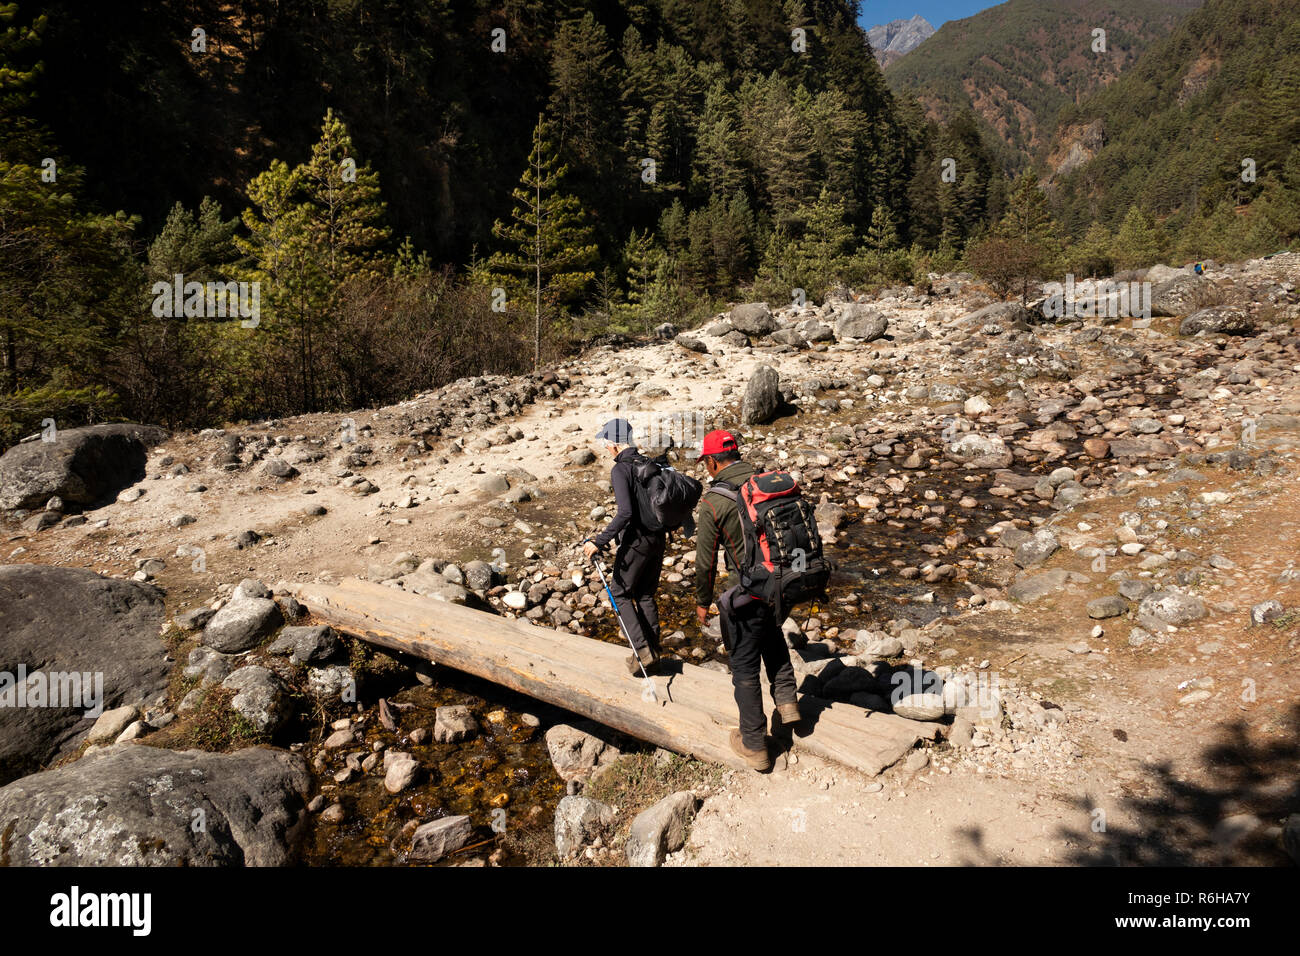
left=3, top=254, right=1299, bottom=866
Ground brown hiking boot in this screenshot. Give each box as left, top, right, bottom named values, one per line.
left=729, top=729, right=772, bottom=771
left=777, top=700, right=802, bottom=725
left=626, top=647, right=659, bottom=676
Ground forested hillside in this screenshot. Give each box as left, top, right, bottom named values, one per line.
left=885, top=0, right=1202, bottom=171
left=1043, top=0, right=1300, bottom=255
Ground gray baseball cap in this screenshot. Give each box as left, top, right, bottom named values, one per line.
left=596, top=418, right=635, bottom=445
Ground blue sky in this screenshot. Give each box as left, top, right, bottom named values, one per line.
left=857, top=1, right=998, bottom=31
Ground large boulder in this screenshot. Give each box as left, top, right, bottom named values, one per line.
left=1180, top=307, right=1255, bottom=336
left=0, top=565, right=169, bottom=785
left=554, top=795, right=615, bottom=858
left=728, top=303, right=778, bottom=337
left=201, top=594, right=283, bottom=653
left=625, top=791, right=698, bottom=867
left=963, top=301, right=1035, bottom=330
left=0, top=423, right=167, bottom=511
left=740, top=364, right=781, bottom=426
left=833, top=304, right=888, bottom=342
left=1138, top=589, right=1207, bottom=626
left=944, top=432, right=1013, bottom=469
left=221, top=665, right=292, bottom=734
left=0, top=744, right=311, bottom=865
left=1151, top=274, right=1211, bottom=316
left=544, top=722, right=622, bottom=782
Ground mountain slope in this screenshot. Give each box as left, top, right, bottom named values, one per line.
left=885, top=0, right=1203, bottom=170
left=866, top=15, right=934, bottom=67
left=1043, top=0, right=1300, bottom=236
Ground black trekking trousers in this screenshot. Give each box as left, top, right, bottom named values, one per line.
left=718, top=585, right=797, bottom=750
left=610, top=531, right=665, bottom=656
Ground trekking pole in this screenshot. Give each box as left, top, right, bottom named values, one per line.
left=591, top=554, right=659, bottom=703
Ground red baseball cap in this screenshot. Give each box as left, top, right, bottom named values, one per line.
left=701, top=430, right=739, bottom=457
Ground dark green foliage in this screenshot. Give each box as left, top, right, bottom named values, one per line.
left=1045, top=0, right=1300, bottom=254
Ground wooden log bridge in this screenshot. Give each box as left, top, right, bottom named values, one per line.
left=291, top=578, right=940, bottom=775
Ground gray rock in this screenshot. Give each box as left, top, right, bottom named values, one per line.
left=1250, top=600, right=1283, bottom=625
left=462, top=560, right=495, bottom=592
left=626, top=791, right=699, bottom=867
left=854, top=633, right=903, bottom=658
left=202, top=596, right=283, bottom=653
left=306, top=665, right=354, bottom=699
left=175, top=606, right=215, bottom=631
left=1151, top=275, right=1211, bottom=316
left=0, top=423, right=167, bottom=511
left=0, top=565, right=169, bottom=786
left=221, top=666, right=291, bottom=733
left=544, top=722, right=622, bottom=782
left=569, top=448, right=596, bottom=466
left=674, top=334, right=708, bottom=353
left=945, top=433, right=1012, bottom=469
left=0, top=744, right=310, bottom=865
left=184, top=646, right=236, bottom=685
left=893, top=693, right=945, bottom=721
left=729, top=303, right=778, bottom=336
left=267, top=625, right=341, bottom=664
left=383, top=751, right=420, bottom=793
left=409, top=815, right=473, bottom=862
left=433, top=705, right=479, bottom=743
left=1008, top=569, right=1072, bottom=603
left=964, top=301, right=1035, bottom=329
left=741, top=364, right=781, bottom=426
left=1138, top=589, right=1207, bottom=626
left=262, top=457, right=297, bottom=479
left=1014, top=530, right=1060, bottom=568
left=554, top=795, right=615, bottom=858
left=86, top=705, right=139, bottom=745
left=1180, top=307, right=1254, bottom=336
left=770, top=329, right=808, bottom=348
left=834, top=304, right=888, bottom=342
left=1087, top=595, right=1128, bottom=619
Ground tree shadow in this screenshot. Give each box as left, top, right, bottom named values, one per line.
left=1053, top=702, right=1300, bottom=865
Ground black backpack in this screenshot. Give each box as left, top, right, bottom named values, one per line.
left=632, top=453, right=703, bottom=534
left=729, top=471, right=831, bottom=619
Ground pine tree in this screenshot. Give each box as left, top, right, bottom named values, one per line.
left=237, top=110, right=392, bottom=411
left=296, top=108, right=391, bottom=288
left=489, top=115, right=598, bottom=368
left=0, top=6, right=127, bottom=440
left=866, top=204, right=900, bottom=252
left=1111, top=206, right=1164, bottom=271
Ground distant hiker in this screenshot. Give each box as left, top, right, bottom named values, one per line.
left=583, top=418, right=668, bottom=676
left=693, top=429, right=802, bottom=772
left=1194, top=262, right=1204, bottom=275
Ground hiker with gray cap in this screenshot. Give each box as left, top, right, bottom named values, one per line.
left=582, top=418, right=667, bottom=675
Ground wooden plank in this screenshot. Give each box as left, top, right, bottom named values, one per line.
left=291, top=578, right=938, bottom=775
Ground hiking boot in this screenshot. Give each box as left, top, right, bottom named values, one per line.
left=729, top=729, right=771, bottom=772
left=626, top=647, right=659, bottom=676
left=776, top=700, right=802, bottom=725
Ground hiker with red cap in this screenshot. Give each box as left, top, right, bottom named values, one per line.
left=694, top=429, right=801, bottom=771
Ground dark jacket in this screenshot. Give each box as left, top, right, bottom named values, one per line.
left=592, top=447, right=653, bottom=552
left=694, top=459, right=755, bottom=607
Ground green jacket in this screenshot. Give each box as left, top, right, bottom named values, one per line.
left=694, top=460, right=755, bottom=608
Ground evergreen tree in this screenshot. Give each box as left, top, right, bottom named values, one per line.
left=1111, top=205, right=1164, bottom=270
left=489, top=115, right=598, bottom=368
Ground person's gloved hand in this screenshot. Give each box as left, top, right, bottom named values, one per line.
left=696, top=605, right=709, bottom=625
left=582, top=540, right=600, bottom=561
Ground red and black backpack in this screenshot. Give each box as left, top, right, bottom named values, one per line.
left=720, top=471, right=830, bottom=618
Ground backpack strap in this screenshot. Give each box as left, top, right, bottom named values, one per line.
left=709, top=479, right=738, bottom=502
